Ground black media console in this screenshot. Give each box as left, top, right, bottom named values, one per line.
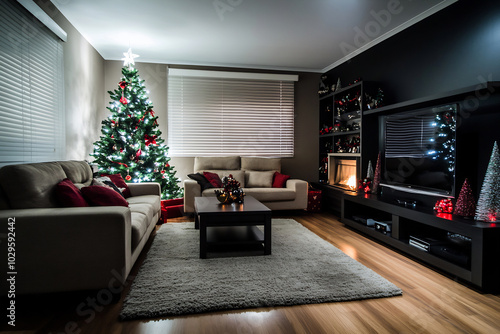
left=341, top=192, right=500, bottom=292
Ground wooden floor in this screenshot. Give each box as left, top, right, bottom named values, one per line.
left=3, top=211, right=500, bottom=334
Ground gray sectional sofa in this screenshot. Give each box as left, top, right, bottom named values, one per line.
left=0, top=160, right=161, bottom=295
left=184, top=156, right=308, bottom=213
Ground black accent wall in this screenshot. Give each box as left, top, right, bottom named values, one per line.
left=326, top=0, right=500, bottom=198
left=326, top=0, right=500, bottom=103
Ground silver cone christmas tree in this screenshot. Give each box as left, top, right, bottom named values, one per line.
left=475, top=141, right=499, bottom=222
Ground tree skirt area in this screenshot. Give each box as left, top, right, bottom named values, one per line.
left=120, top=219, right=402, bottom=320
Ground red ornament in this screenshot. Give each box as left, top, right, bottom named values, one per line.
left=434, top=199, right=453, bottom=214
left=125, top=175, right=132, bottom=181
left=165, top=163, right=170, bottom=168
left=120, top=96, right=128, bottom=105
left=119, top=81, right=128, bottom=89
left=161, top=170, right=165, bottom=174
left=145, top=134, right=157, bottom=146
left=135, top=149, right=142, bottom=161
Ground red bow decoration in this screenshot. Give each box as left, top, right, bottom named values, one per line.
left=145, top=134, right=157, bottom=146
left=119, top=81, right=128, bottom=89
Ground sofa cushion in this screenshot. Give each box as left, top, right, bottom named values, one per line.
left=59, top=161, right=93, bottom=187
left=55, top=178, right=89, bottom=207
left=101, top=174, right=131, bottom=198
left=129, top=201, right=157, bottom=249
left=243, top=188, right=296, bottom=202
left=127, top=194, right=161, bottom=213
left=203, top=170, right=245, bottom=188
left=203, top=171, right=223, bottom=188
left=92, top=177, right=124, bottom=197
left=81, top=186, right=129, bottom=207
left=194, top=156, right=240, bottom=172
left=245, top=171, right=274, bottom=188
left=188, top=173, right=214, bottom=191
left=272, top=171, right=291, bottom=188
left=0, top=161, right=66, bottom=209
left=241, top=157, right=281, bottom=172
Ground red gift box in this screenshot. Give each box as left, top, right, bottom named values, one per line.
left=307, top=189, right=322, bottom=212
left=160, top=198, right=184, bottom=224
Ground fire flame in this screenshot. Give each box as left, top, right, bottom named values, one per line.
left=346, top=175, right=357, bottom=190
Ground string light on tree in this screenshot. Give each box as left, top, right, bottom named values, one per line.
left=475, top=141, right=500, bottom=222
left=90, top=50, right=182, bottom=199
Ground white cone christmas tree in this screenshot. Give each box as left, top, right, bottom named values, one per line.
left=475, top=141, right=500, bottom=222
left=366, top=160, right=374, bottom=179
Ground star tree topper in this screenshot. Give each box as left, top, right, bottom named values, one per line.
left=121, top=48, right=139, bottom=67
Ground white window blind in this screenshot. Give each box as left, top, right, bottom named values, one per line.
left=0, top=0, right=65, bottom=167
left=168, top=69, right=297, bottom=157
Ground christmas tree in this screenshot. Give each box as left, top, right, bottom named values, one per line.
left=453, top=178, right=476, bottom=218
left=372, top=152, right=382, bottom=194
left=475, top=141, right=499, bottom=222
left=91, top=49, right=182, bottom=199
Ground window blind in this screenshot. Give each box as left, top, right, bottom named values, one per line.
left=167, top=69, right=296, bottom=157
left=0, top=0, right=65, bottom=167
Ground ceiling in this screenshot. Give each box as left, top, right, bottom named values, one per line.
left=51, top=0, right=457, bottom=73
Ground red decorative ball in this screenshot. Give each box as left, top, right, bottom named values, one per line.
left=434, top=199, right=453, bottom=213
left=125, top=175, right=132, bottom=181
left=120, top=96, right=128, bottom=105
left=165, top=163, right=170, bottom=168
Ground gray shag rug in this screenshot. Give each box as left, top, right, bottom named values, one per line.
left=120, top=219, right=402, bottom=320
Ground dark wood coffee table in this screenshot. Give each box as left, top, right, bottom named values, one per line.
left=194, top=196, right=272, bottom=259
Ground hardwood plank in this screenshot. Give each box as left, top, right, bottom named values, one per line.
left=2, top=212, right=499, bottom=334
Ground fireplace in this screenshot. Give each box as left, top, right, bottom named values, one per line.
left=328, top=156, right=360, bottom=191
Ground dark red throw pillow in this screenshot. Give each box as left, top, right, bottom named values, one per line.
left=272, top=171, right=291, bottom=188
left=56, top=178, right=89, bottom=207
left=203, top=172, right=223, bottom=188
left=81, top=186, right=129, bottom=207
left=100, top=173, right=131, bottom=198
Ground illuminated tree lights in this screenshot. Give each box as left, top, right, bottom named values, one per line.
left=90, top=62, right=182, bottom=199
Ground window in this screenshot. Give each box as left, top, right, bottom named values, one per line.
left=0, top=0, right=66, bottom=167
left=167, top=69, right=297, bottom=157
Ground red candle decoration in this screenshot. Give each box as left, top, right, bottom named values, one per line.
left=434, top=199, right=453, bottom=214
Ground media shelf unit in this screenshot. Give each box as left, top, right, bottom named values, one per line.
left=341, top=193, right=500, bottom=292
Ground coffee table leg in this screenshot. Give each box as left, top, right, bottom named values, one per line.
left=200, top=219, right=207, bottom=259
left=195, top=213, right=199, bottom=229
left=264, top=215, right=272, bottom=255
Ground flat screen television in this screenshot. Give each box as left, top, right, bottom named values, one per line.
left=381, top=104, right=457, bottom=197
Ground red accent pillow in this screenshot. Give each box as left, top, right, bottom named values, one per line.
left=203, top=172, right=223, bottom=188
left=81, top=186, right=129, bottom=207
left=272, top=171, right=291, bottom=188
left=100, top=173, right=131, bottom=198
left=55, top=178, right=89, bottom=207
